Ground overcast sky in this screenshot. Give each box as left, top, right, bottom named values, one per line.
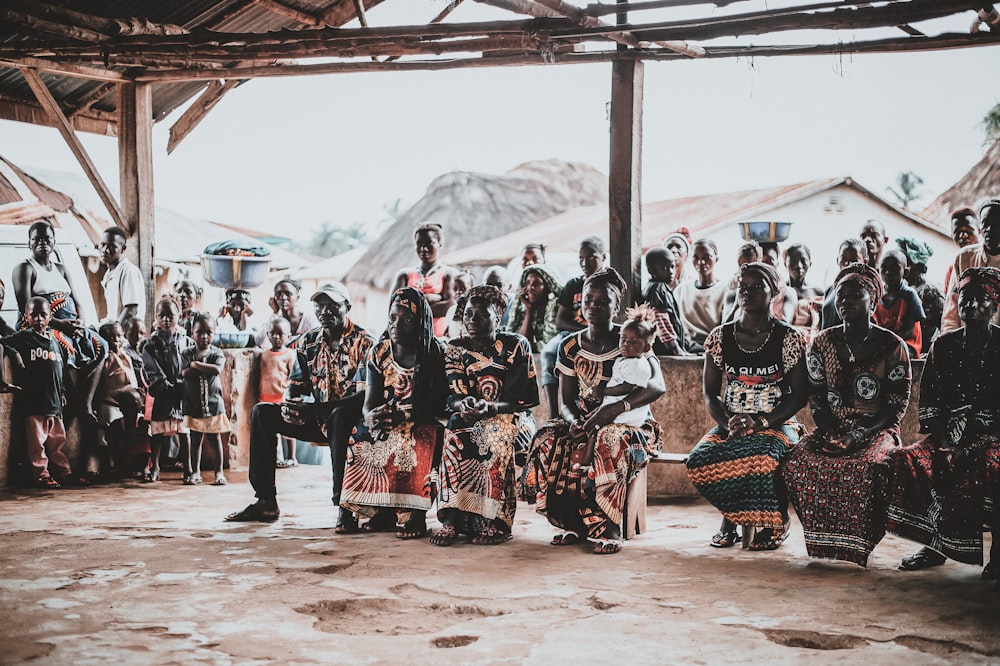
left=0, top=2, right=997, bottom=241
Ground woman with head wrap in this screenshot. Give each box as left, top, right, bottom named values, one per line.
left=339, top=287, right=448, bottom=539
left=685, top=262, right=809, bottom=551
left=663, top=228, right=693, bottom=291
left=782, top=263, right=912, bottom=567
left=889, top=266, right=1000, bottom=577
left=432, top=286, right=540, bottom=546
left=255, top=278, right=319, bottom=347
left=522, top=268, right=665, bottom=554
left=505, top=264, right=563, bottom=352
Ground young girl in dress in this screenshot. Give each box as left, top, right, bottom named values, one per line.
left=392, top=222, right=456, bottom=337
left=180, top=313, right=230, bottom=485
left=142, top=296, right=194, bottom=482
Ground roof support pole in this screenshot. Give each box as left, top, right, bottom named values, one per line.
left=118, top=81, right=156, bottom=328
left=608, top=55, right=643, bottom=307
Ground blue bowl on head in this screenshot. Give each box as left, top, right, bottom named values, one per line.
left=738, top=221, right=793, bottom=243
left=213, top=331, right=252, bottom=349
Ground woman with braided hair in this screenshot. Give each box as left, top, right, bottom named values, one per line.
left=889, top=266, right=1000, bottom=577
left=522, top=268, right=665, bottom=555
left=340, top=287, right=448, bottom=539
left=783, top=262, right=911, bottom=567
left=686, top=262, right=809, bottom=552
left=504, top=263, right=562, bottom=352
left=432, top=285, right=539, bottom=546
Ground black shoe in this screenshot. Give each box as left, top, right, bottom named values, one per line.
left=225, top=500, right=279, bottom=522
left=899, top=547, right=946, bottom=571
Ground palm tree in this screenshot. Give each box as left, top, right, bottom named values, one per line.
left=984, top=101, right=1000, bottom=145
left=887, top=171, right=925, bottom=210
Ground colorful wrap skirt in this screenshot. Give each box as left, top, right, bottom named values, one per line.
left=521, top=418, right=660, bottom=539
left=340, top=420, right=444, bottom=517
left=438, top=411, right=535, bottom=533
left=887, top=435, right=1000, bottom=566
left=686, top=421, right=802, bottom=539
left=783, top=428, right=899, bottom=567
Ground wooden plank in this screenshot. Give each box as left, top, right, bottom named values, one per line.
left=0, top=7, right=110, bottom=43
left=252, top=0, right=324, bottom=27
left=20, top=68, right=127, bottom=228
left=608, top=56, right=643, bottom=308
left=0, top=56, right=126, bottom=82
left=118, top=82, right=156, bottom=328
left=167, top=79, right=243, bottom=154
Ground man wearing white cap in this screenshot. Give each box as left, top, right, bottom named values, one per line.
left=226, top=282, right=375, bottom=527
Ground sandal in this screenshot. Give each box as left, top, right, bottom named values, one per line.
left=362, top=509, right=398, bottom=533
left=746, top=524, right=790, bottom=552
left=142, top=471, right=159, bottom=483
left=276, top=458, right=297, bottom=468
left=592, top=538, right=622, bottom=555
left=212, top=474, right=227, bottom=486
left=472, top=525, right=512, bottom=546
left=334, top=511, right=360, bottom=535
left=35, top=476, right=61, bottom=489
left=430, top=524, right=458, bottom=547
left=899, top=547, right=947, bottom=571
left=710, top=529, right=740, bottom=548
left=550, top=531, right=580, bottom=546
left=396, top=515, right=428, bottom=540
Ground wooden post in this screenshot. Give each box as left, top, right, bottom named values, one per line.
left=608, top=55, right=643, bottom=307
left=118, top=82, right=156, bottom=328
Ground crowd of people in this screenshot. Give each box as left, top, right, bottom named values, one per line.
left=1, top=198, right=998, bottom=569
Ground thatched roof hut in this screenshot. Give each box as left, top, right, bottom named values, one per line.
left=922, top=139, right=1000, bottom=227
left=346, top=159, right=607, bottom=290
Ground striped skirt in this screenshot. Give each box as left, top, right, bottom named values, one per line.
left=686, top=422, right=802, bottom=538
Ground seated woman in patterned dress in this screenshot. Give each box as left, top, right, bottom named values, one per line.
left=521, top=268, right=665, bottom=555
left=686, top=262, right=808, bottom=551
left=339, top=287, right=448, bottom=539
left=889, top=267, right=1000, bottom=577
left=783, top=263, right=911, bottom=567
left=432, top=286, right=539, bottom=547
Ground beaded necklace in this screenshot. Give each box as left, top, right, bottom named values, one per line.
left=734, top=320, right=774, bottom=355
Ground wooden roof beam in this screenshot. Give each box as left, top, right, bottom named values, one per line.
left=0, top=6, right=111, bottom=43
left=252, top=0, right=325, bottom=27
left=584, top=0, right=752, bottom=15
left=0, top=56, right=126, bottom=82
left=20, top=68, right=127, bottom=228
left=67, top=82, right=116, bottom=118
left=166, top=79, right=244, bottom=154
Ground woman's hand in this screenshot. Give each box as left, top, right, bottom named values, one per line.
left=821, top=433, right=857, bottom=456
left=726, top=413, right=755, bottom=440
left=49, top=317, right=82, bottom=335
left=268, top=296, right=279, bottom=314
left=367, top=403, right=399, bottom=429
left=582, top=403, right=618, bottom=434
left=456, top=396, right=491, bottom=422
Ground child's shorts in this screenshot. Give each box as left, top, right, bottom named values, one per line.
left=183, top=413, right=232, bottom=434
left=149, top=418, right=189, bottom=436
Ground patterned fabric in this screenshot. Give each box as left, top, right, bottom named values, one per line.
left=287, top=320, right=375, bottom=404
left=439, top=333, right=539, bottom=531
left=783, top=326, right=911, bottom=566
left=340, top=338, right=446, bottom=517
left=521, top=328, right=661, bottom=539
left=687, top=423, right=801, bottom=538
left=687, top=321, right=807, bottom=536
left=886, top=326, right=1000, bottom=564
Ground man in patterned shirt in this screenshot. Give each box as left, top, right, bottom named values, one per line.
left=227, top=282, right=375, bottom=526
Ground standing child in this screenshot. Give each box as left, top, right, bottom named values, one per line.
left=0, top=297, right=88, bottom=488
left=875, top=249, right=926, bottom=358
left=94, top=321, right=145, bottom=478
left=173, top=279, right=202, bottom=337
left=180, top=313, right=231, bottom=485
left=142, top=296, right=194, bottom=482
left=642, top=247, right=701, bottom=355
left=258, top=318, right=299, bottom=468
left=392, top=222, right=457, bottom=337
left=569, top=305, right=658, bottom=477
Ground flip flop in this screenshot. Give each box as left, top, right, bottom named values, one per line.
left=550, top=531, right=580, bottom=546
left=334, top=512, right=360, bottom=535
left=212, top=475, right=227, bottom=486
left=430, top=524, right=458, bottom=547
left=710, top=529, right=740, bottom=548
left=592, top=538, right=622, bottom=555
left=472, top=526, right=512, bottom=546
left=396, top=515, right=428, bottom=540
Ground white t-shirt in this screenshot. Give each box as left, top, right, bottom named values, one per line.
left=101, top=257, right=145, bottom=322
left=602, top=355, right=654, bottom=427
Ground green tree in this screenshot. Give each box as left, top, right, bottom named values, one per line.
left=984, top=101, right=1000, bottom=145
left=887, top=171, right=925, bottom=210
left=303, top=220, right=368, bottom=258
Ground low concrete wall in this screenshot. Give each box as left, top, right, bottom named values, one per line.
left=0, top=352, right=924, bottom=494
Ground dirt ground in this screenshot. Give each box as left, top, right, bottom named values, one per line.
left=1, top=463, right=997, bottom=665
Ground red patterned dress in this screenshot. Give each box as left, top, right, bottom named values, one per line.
left=783, top=326, right=911, bottom=566
left=340, top=338, right=447, bottom=517
left=521, top=327, right=661, bottom=539
left=886, top=326, right=1000, bottom=565
left=438, top=332, right=539, bottom=536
